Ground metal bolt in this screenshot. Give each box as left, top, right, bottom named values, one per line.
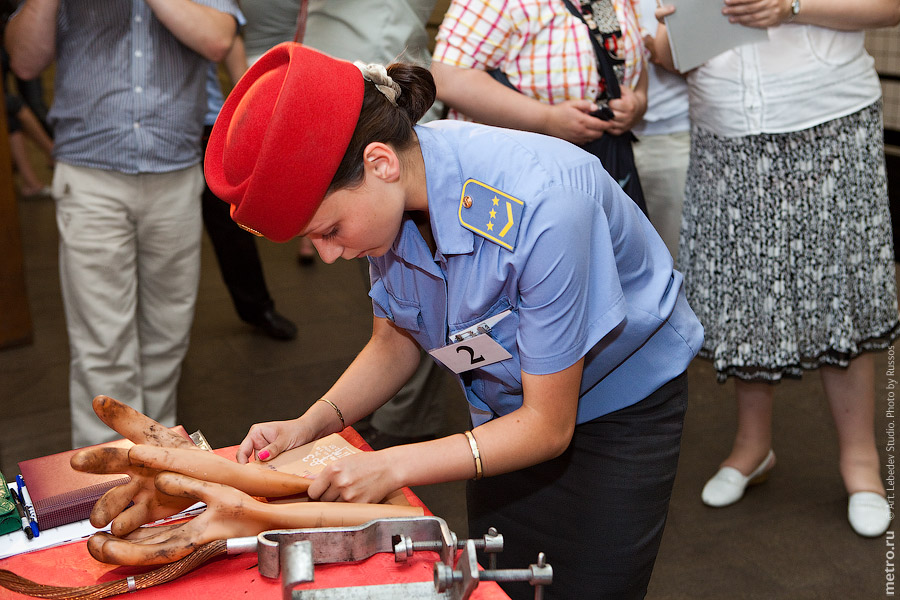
left=394, top=529, right=501, bottom=563
left=434, top=552, right=551, bottom=597
left=433, top=562, right=462, bottom=592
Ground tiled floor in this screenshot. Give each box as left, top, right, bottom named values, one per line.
left=0, top=193, right=894, bottom=599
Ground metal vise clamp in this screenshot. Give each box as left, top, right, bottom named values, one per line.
left=255, top=516, right=551, bottom=600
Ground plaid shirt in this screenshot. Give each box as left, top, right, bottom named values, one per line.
left=434, top=0, right=646, bottom=120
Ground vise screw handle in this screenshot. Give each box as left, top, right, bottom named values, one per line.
left=434, top=552, right=552, bottom=600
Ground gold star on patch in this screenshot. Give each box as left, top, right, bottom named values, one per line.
left=458, top=179, right=525, bottom=252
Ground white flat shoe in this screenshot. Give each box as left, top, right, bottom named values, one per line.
left=701, top=450, right=775, bottom=508
left=848, top=491, right=891, bottom=537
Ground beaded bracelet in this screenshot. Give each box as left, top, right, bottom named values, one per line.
left=464, top=430, right=484, bottom=480
left=318, top=398, right=345, bottom=430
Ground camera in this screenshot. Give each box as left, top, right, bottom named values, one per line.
left=589, top=104, right=614, bottom=121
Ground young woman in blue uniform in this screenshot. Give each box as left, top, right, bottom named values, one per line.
left=205, top=43, right=703, bottom=600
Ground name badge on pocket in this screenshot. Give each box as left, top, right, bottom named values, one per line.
left=429, top=310, right=513, bottom=374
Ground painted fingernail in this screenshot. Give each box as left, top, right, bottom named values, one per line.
left=258, top=450, right=270, bottom=461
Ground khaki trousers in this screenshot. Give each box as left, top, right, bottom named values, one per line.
left=632, top=130, right=690, bottom=261
left=53, top=162, right=203, bottom=448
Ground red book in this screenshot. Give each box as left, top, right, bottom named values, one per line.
left=17, top=426, right=190, bottom=531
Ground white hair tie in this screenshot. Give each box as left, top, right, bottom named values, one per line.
left=353, top=61, right=401, bottom=107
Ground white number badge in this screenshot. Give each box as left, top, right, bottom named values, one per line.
left=429, top=310, right=513, bottom=374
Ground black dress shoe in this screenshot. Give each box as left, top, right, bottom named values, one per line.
left=248, top=308, right=298, bottom=340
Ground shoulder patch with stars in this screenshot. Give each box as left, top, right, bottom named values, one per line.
left=457, top=179, right=525, bottom=252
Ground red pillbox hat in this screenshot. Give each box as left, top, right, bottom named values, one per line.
left=204, top=43, right=365, bottom=242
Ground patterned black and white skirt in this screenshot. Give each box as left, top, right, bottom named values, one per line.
left=679, top=101, right=900, bottom=383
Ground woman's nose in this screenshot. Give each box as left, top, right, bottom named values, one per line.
left=310, top=239, right=339, bottom=264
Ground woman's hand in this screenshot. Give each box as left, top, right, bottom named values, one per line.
left=542, top=100, right=611, bottom=145
left=307, top=450, right=401, bottom=505
left=432, top=62, right=610, bottom=144
left=655, top=3, right=676, bottom=23
left=722, top=0, right=792, bottom=28
left=606, top=85, right=647, bottom=136
left=236, top=417, right=311, bottom=464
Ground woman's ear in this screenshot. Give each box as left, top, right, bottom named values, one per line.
left=363, top=142, right=401, bottom=183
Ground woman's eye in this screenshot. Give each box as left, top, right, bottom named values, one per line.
left=322, top=228, right=338, bottom=241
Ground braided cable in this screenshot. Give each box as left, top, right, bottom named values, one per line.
left=0, top=540, right=228, bottom=599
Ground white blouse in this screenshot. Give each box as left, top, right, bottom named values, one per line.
left=687, top=24, right=882, bottom=138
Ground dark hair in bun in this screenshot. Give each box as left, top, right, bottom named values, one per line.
left=328, top=63, right=437, bottom=193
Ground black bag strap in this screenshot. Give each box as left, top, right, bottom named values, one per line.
left=561, top=0, right=624, bottom=100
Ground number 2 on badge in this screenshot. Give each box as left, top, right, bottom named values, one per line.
left=456, top=345, right=486, bottom=365
left=429, top=333, right=512, bottom=374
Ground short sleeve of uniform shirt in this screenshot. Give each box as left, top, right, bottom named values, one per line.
left=513, top=181, right=632, bottom=376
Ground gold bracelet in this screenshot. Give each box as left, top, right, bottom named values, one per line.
left=464, top=430, right=484, bottom=480
left=318, top=398, right=345, bottom=430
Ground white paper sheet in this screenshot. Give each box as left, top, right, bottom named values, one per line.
left=0, top=483, right=205, bottom=560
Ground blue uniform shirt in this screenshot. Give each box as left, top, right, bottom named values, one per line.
left=368, top=121, right=703, bottom=426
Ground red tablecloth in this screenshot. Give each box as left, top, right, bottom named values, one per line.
left=0, top=429, right=509, bottom=599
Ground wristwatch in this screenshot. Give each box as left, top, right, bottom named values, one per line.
left=787, top=0, right=801, bottom=22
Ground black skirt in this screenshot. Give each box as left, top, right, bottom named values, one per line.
left=467, top=372, right=688, bottom=600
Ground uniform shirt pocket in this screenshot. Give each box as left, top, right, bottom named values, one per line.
left=370, top=278, right=424, bottom=333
